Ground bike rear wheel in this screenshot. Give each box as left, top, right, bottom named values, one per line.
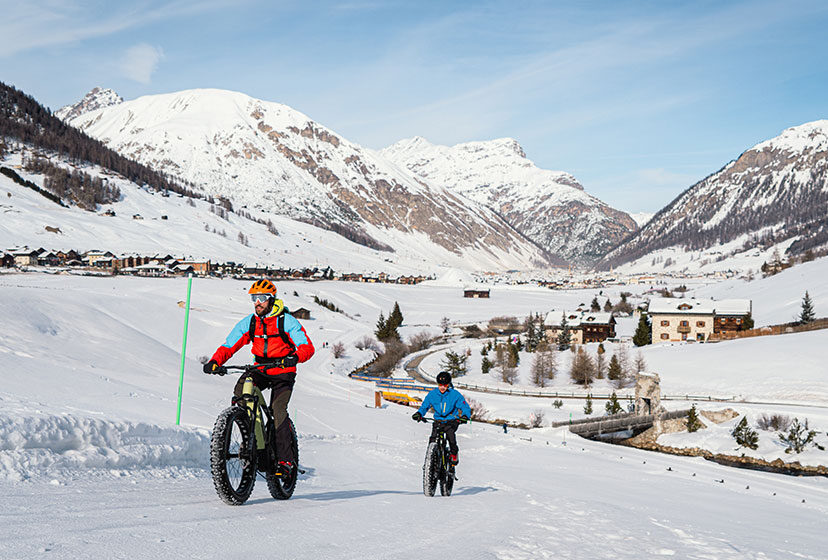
left=423, top=442, right=440, bottom=497
left=210, top=406, right=257, bottom=505
left=266, top=418, right=299, bottom=500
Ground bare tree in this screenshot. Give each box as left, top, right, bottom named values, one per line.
left=530, top=346, right=557, bottom=387
left=633, top=351, right=647, bottom=376
left=467, top=398, right=489, bottom=421
left=529, top=409, right=545, bottom=428
left=407, top=331, right=433, bottom=352
left=331, top=342, right=346, bottom=358
left=354, top=335, right=380, bottom=353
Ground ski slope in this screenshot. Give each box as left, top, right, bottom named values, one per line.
left=0, top=273, right=826, bottom=559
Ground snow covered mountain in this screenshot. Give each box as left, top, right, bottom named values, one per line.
left=62, top=88, right=551, bottom=269
left=602, top=120, right=828, bottom=271
left=55, top=87, right=122, bottom=121
left=381, top=136, right=638, bottom=265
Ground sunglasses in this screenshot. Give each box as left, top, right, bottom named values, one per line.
left=250, top=294, right=273, bottom=303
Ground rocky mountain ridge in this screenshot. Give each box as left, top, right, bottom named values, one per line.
left=381, top=136, right=637, bottom=265
left=600, top=120, right=828, bottom=270
left=61, top=88, right=551, bottom=270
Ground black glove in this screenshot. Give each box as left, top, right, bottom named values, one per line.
left=412, top=412, right=423, bottom=422
left=280, top=354, right=299, bottom=368
left=203, top=360, right=226, bottom=375
left=458, top=415, right=469, bottom=423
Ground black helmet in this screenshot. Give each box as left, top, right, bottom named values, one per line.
left=436, top=371, right=451, bottom=385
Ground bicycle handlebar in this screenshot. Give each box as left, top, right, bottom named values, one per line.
left=417, top=417, right=469, bottom=424
left=211, top=363, right=282, bottom=377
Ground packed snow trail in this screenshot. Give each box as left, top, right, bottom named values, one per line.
left=1, top=274, right=826, bottom=559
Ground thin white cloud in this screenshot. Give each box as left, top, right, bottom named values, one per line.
left=121, top=44, right=165, bottom=84
left=0, top=0, right=241, bottom=57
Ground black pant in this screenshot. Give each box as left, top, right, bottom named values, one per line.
left=233, top=371, right=297, bottom=464
left=429, top=420, right=460, bottom=455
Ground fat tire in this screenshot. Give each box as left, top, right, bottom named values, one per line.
left=423, top=442, right=440, bottom=497
left=440, top=460, right=454, bottom=496
left=266, top=418, right=299, bottom=500
left=210, top=406, right=257, bottom=505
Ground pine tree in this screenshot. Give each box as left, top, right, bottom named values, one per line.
left=605, top=392, right=622, bottom=415
left=731, top=416, right=759, bottom=450
left=583, top=394, right=593, bottom=415
left=686, top=404, right=703, bottom=433
left=556, top=313, right=571, bottom=351
left=603, top=299, right=613, bottom=312
left=607, top=354, right=623, bottom=382
left=508, top=343, right=520, bottom=367
left=778, top=418, right=824, bottom=454
left=440, top=350, right=467, bottom=377
left=388, top=301, right=404, bottom=329
left=481, top=356, right=492, bottom=374
left=480, top=345, right=488, bottom=356
left=799, top=291, right=816, bottom=324
left=590, top=297, right=600, bottom=312
left=633, top=313, right=651, bottom=346
left=740, top=312, right=754, bottom=331
left=375, top=312, right=387, bottom=340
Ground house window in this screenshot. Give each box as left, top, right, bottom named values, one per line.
left=661, top=333, right=669, bottom=340
left=680, top=320, right=689, bottom=327
left=661, top=320, right=669, bottom=326
left=736, top=318, right=741, bottom=324
left=696, top=321, right=705, bottom=327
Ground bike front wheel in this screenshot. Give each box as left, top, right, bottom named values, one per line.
left=423, top=442, right=440, bottom=497
left=210, top=406, right=257, bottom=505
left=266, top=418, right=299, bottom=500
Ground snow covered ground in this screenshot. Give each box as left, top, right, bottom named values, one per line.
left=1, top=272, right=826, bottom=559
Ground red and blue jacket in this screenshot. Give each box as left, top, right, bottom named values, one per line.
left=209, top=299, right=314, bottom=375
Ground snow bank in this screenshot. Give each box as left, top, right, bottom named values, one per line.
left=0, top=408, right=209, bottom=482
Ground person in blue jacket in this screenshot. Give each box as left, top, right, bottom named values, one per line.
left=412, top=371, right=471, bottom=465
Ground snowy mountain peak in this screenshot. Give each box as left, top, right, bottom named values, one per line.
left=381, top=136, right=637, bottom=264
left=55, top=87, right=123, bottom=121
left=751, top=119, right=828, bottom=154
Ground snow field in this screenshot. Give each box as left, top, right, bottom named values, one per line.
left=0, top=272, right=826, bottom=559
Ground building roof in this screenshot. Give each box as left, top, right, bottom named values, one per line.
left=648, top=298, right=751, bottom=316
left=544, top=310, right=614, bottom=328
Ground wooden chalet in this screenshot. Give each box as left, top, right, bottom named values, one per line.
left=464, top=288, right=490, bottom=298
left=292, top=307, right=311, bottom=320
left=1, top=252, right=15, bottom=267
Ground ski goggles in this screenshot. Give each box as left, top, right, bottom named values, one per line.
left=250, top=294, right=273, bottom=303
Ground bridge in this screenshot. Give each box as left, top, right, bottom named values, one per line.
left=552, top=409, right=691, bottom=438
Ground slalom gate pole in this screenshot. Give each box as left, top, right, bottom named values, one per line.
left=176, top=273, right=193, bottom=425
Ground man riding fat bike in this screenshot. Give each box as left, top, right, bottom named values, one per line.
left=204, top=279, right=314, bottom=472
left=412, top=371, right=471, bottom=465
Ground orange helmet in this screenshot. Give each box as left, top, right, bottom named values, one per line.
left=248, top=279, right=277, bottom=296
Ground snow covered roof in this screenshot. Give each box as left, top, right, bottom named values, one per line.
left=544, top=310, right=614, bottom=327
left=648, top=298, right=750, bottom=316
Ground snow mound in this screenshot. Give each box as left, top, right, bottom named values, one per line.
left=0, top=410, right=210, bottom=482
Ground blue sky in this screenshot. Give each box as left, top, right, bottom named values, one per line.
left=2, top=0, right=828, bottom=213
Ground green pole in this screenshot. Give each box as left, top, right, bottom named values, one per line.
left=176, top=273, right=193, bottom=425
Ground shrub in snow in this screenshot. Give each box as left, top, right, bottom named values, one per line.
left=467, top=398, right=488, bottom=421
left=583, top=394, right=593, bottom=415
left=529, top=410, right=545, bottom=428
left=331, top=342, right=345, bottom=359
left=756, top=413, right=792, bottom=432
left=354, top=335, right=380, bottom=353
left=686, top=404, right=703, bottom=433
left=778, top=418, right=824, bottom=454
left=406, top=331, right=432, bottom=352
left=731, top=416, right=759, bottom=450
left=553, top=399, right=563, bottom=409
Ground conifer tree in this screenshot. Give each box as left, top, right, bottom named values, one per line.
left=556, top=313, right=571, bottom=350
left=440, top=350, right=467, bottom=377
left=778, top=418, right=824, bottom=454
left=633, top=312, right=651, bottom=346
left=570, top=346, right=595, bottom=386
left=481, top=356, right=492, bottom=374
left=375, top=312, right=387, bottom=340
left=388, top=301, right=404, bottom=329
left=607, top=354, right=623, bottom=382
left=686, top=404, right=703, bottom=433
left=731, top=416, right=759, bottom=450
left=603, top=299, right=613, bottom=312
left=583, top=394, right=593, bottom=415
left=595, top=343, right=606, bottom=379
left=800, top=291, right=816, bottom=324
left=507, top=342, right=520, bottom=367
left=605, top=392, right=622, bottom=415
left=590, top=297, right=600, bottom=312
